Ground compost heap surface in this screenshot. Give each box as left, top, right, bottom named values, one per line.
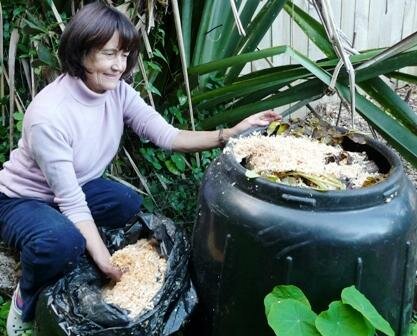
left=230, top=117, right=385, bottom=190
left=102, top=239, right=167, bottom=318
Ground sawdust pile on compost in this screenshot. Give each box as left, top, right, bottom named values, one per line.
left=102, top=239, right=167, bottom=318
left=231, top=134, right=384, bottom=190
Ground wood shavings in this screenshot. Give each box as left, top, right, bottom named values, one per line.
left=102, top=239, right=167, bottom=318
left=230, top=134, right=384, bottom=190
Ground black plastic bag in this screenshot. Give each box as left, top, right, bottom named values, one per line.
left=34, top=212, right=197, bottom=336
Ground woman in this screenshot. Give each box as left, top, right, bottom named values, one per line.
left=0, top=2, right=279, bottom=334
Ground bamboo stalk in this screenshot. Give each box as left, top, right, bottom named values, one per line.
left=138, top=24, right=153, bottom=58
left=171, top=0, right=200, bottom=167
left=106, top=173, right=147, bottom=195
left=3, top=65, right=25, bottom=113
left=21, top=59, right=32, bottom=94
left=48, top=0, right=66, bottom=32
left=0, top=3, right=4, bottom=127
left=123, top=147, right=157, bottom=206
left=30, top=56, right=36, bottom=98
left=138, top=52, right=156, bottom=109
left=8, top=29, right=19, bottom=153
left=147, top=0, right=155, bottom=33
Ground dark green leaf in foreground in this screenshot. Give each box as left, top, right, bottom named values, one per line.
left=171, top=153, right=186, bottom=172
left=264, top=285, right=311, bottom=317
left=267, top=299, right=319, bottom=336
left=37, top=43, right=55, bottom=67
left=341, top=286, right=395, bottom=336
left=164, top=160, right=181, bottom=176
left=385, top=71, right=417, bottom=85
left=0, top=300, right=10, bottom=320
left=315, top=301, right=375, bottom=336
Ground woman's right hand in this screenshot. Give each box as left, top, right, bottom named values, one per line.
left=74, top=219, right=123, bottom=282
left=97, top=258, right=122, bottom=282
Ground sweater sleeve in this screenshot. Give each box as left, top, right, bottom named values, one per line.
left=29, top=123, right=93, bottom=223
left=122, top=83, right=179, bottom=150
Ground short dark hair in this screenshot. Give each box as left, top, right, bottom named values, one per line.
left=58, top=1, right=140, bottom=80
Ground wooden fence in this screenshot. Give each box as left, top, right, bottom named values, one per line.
left=248, top=0, right=417, bottom=71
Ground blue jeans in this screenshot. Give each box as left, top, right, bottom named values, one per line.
left=0, top=178, right=142, bottom=321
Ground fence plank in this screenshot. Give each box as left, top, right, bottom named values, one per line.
left=331, top=0, right=342, bottom=28
left=341, top=0, right=355, bottom=45
left=367, top=0, right=385, bottom=48
left=291, top=0, right=309, bottom=58
left=272, top=11, right=288, bottom=65
left=389, top=0, right=405, bottom=45
left=307, top=2, right=325, bottom=60
left=353, top=0, right=370, bottom=51
left=401, top=0, right=416, bottom=38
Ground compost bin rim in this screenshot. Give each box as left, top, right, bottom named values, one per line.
left=219, top=131, right=405, bottom=210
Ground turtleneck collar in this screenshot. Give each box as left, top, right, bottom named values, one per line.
left=61, top=74, right=110, bottom=106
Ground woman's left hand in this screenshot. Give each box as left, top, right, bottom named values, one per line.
left=231, top=110, right=281, bottom=136
left=171, top=110, right=281, bottom=152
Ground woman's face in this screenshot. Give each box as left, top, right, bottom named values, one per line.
left=83, top=32, right=130, bottom=93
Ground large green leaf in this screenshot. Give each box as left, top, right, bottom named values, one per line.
left=190, top=48, right=383, bottom=110
left=225, top=0, right=288, bottom=83
left=233, top=81, right=298, bottom=108
left=356, top=31, right=417, bottom=71
left=200, top=79, right=325, bottom=129
left=385, top=71, right=417, bottom=84
left=180, top=0, right=193, bottom=65
left=192, top=0, right=228, bottom=66
left=265, top=285, right=311, bottom=317
left=216, top=0, right=259, bottom=61
left=283, top=1, right=335, bottom=58
left=267, top=299, right=320, bottom=336
left=355, top=50, right=417, bottom=82
left=189, top=46, right=287, bottom=76
left=315, top=301, right=375, bottom=336
left=188, top=46, right=382, bottom=79
left=211, top=0, right=243, bottom=60
left=200, top=46, right=331, bottom=128
left=341, top=286, right=394, bottom=336
left=193, top=66, right=309, bottom=107
left=359, top=77, right=417, bottom=134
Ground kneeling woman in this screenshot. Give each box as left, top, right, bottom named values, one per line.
left=0, top=2, right=279, bottom=334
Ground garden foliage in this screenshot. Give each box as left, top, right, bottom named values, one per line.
left=264, top=285, right=395, bottom=336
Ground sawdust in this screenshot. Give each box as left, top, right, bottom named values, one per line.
left=102, top=239, right=167, bottom=318
left=231, top=133, right=383, bottom=190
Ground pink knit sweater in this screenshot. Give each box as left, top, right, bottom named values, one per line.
left=0, top=74, right=179, bottom=223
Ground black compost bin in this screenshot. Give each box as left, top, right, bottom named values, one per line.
left=191, top=133, right=417, bottom=336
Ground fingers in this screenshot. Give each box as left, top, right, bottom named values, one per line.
left=260, top=110, right=281, bottom=120
left=100, top=260, right=123, bottom=282
left=106, top=266, right=123, bottom=282
left=250, top=110, right=280, bottom=126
